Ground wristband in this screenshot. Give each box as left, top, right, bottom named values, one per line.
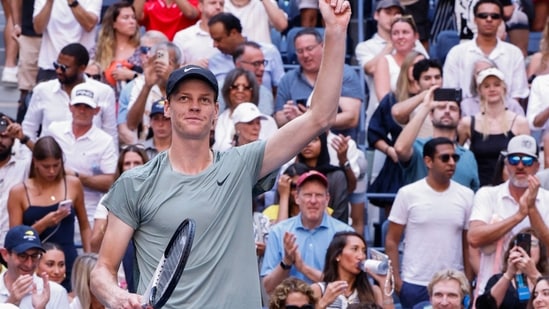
left=503, top=273, right=512, bottom=281
left=69, top=0, right=79, bottom=8
left=19, top=135, right=30, bottom=145
left=280, top=260, right=291, bottom=270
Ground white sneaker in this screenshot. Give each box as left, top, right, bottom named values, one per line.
left=2, top=67, right=18, bottom=84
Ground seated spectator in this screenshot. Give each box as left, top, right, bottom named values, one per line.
left=7, top=136, right=91, bottom=291
left=132, top=0, right=199, bottom=40
left=460, top=58, right=524, bottom=118
left=312, top=231, right=394, bottom=308
left=261, top=171, right=353, bottom=293
left=269, top=277, right=317, bottom=309
left=213, top=68, right=278, bottom=151
left=374, top=15, right=422, bottom=101
left=458, top=67, right=530, bottom=187
left=84, top=61, right=102, bottom=82
left=142, top=100, right=171, bottom=159
left=527, top=19, right=549, bottom=80
left=37, top=242, right=66, bottom=287
left=207, top=12, right=285, bottom=99
left=224, top=0, right=288, bottom=44
left=476, top=228, right=548, bottom=309
left=274, top=28, right=362, bottom=139
left=232, top=102, right=268, bottom=147
left=172, top=0, right=223, bottom=67
left=417, top=269, right=470, bottom=309
left=125, top=42, right=181, bottom=141
left=70, top=253, right=104, bottom=309
left=0, top=225, right=70, bottom=307
left=92, top=2, right=142, bottom=97
left=529, top=276, right=549, bottom=308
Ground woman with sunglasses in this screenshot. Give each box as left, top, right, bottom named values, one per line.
left=7, top=136, right=91, bottom=292
left=457, top=67, right=530, bottom=187
left=213, top=68, right=277, bottom=151
left=476, top=228, right=548, bottom=309
left=374, top=15, right=423, bottom=102
left=313, top=231, right=394, bottom=309
left=92, top=2, right=142, bottom=95
left=269, top=277, right=317, bottom=309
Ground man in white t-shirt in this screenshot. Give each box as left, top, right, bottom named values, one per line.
left=468, top=135, right=549, bottom=297
left=0, top=225, right=69, bottom=308
left=386, top=137, right=474, bottom=308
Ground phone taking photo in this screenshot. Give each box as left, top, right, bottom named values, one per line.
left=515, top=233, right=531, bottom=256
left=58, top=200, right=73, bottom=212
left=156, top=49, right=170, bottom=65
left=433, top=88, right=462, bottom=102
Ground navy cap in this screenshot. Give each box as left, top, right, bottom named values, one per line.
left=4, top=225, right=45, bottom=254
left=166, top=65, right=219, bottom=101
left=376, top=0, right=404, bottom=11
left=150, top=99, right=166, bottom=118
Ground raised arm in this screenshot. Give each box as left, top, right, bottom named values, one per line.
left=260, top=0, right=351, bottom=178
left=33, top=0, right=54, bottom=34
left=174, top=0, right=199, bottom=19
left=69, top=2, right=99, bottom=32
left=262, top=0, right=288, bottom=31
left=373, top=56, right=391, bottom=101
left=391, top=90, right=427, bottom=125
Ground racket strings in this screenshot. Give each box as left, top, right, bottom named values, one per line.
left=155, top=233, right=188, bottom=297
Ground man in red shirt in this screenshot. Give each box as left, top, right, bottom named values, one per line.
left=133, top=0, right=200, bottom=40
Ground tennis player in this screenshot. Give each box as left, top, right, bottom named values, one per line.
left=90, top=0, right=352, bottom=307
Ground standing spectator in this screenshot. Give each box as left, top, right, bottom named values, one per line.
left=22, top=43, right=117, bottom=144
left=47, top=83, right=118, bottom=232
left=0, top=225, right=70, bottom=308
left=468, top=135, right=549, bottom=298
left=93, top=2, right=142, bottom=97
left=32, top=0, right=101, bottom=82
left=133, top=0, right=199, bottom=40
left=208, top=12, right=285, bottom=96
left=386, top=137, right=474, bottom=308
left=444, top=0, right=529, bottom=100
left=172, top=0, right=224, bottom=67
left=1, top=0, right=18, bottom=85
left=224, top=0, right=288, bottom=44
left=274, top=27, right=362, bottom=139
left=7, top=136, right=91, bottom=291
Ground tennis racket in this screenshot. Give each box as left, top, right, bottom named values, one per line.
left=141, top=218, right=196, bottom=309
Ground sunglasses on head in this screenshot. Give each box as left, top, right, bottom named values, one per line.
left=507, top=155, right=535, bottom=167
left=438, top=153, right=460, bottom=163
left=53, top=61, right=69, bottom=72
left=476, top=13, right=502, bottom=20
left=85, top=73, right=101, bottom=81
left=285, top=305, right=314, bottom=309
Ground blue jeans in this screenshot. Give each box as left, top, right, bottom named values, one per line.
left=399, top=281, right=429, bottom=309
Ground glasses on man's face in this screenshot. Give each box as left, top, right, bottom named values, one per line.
left=508, top=155, right=536, bottom=167
left=14, top=252, right=42, bottom=262
left=296, top=43, right=320, bottom=55
left=230, top=84, right=253, bottom=92
left=438, top=153, right=460, bottom=163
left=85, top=73, right=101, bottom=81
left=139, top=46, right=152, bottom=54
left=286, top=305, right=314, bottom=309
left=475, top=12, right=502, bottom=20
left=240, top=59, right=268, bottom=68
left=53, top=61, right=69, bottom=73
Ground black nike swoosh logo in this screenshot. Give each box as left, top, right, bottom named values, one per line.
left=217, top=173, right=230, bottom=186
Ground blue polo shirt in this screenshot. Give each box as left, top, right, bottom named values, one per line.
left=260, top=212, right=353, bottom=283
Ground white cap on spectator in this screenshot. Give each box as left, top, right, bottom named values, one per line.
left=70, top=83, right=98, bottom=108
left=475, top=67, right=504, bottom=86
left=232, top=103, right=267, bottom=125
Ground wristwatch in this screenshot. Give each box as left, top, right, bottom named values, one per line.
left=341, top=161, right=351, bottom=169
left=68, top=0, right=79, bottom=8
left=280, top=260, right=291, bottom=270
left=19, top=135, right=30, bottom=145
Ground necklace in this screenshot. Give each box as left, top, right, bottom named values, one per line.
left=50, top=195, right=56, bottom=202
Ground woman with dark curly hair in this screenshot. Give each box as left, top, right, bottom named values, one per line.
left=269, top=277, right=317, bottom=309
left=312, top=231, right=394, bottom=309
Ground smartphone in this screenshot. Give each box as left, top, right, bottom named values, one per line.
left=156, top=49, right=170, bottom=65
left=434, top=88, right=462, bottom=102
left=515, top=233, right=531, bottom=256
left=58, top=200, right=73, bottom=212
left=0, top=118, right=7, bottom=133
left=295, top=98, right=308, bottom=107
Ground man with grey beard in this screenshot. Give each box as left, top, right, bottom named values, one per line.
left=468, top=134, right=549, bottom=297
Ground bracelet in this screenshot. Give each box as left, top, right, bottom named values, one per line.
left=280, top=260, right=291, bottom=270
left=503, top=273, right=512, bottom=281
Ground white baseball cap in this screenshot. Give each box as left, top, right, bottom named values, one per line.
left=232, top=103, right=267, bottom=125
left=476, top=67, right=505, bottom=86
left=70, top=83, right=98, bottom=108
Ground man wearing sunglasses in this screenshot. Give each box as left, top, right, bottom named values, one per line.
left=468, top=134, right=549, bottom=297
left=386, top=137, right=474, bottom=308
left=0, top=225, right=70, bottom=308
left=443, top=0, right=528, bottom=101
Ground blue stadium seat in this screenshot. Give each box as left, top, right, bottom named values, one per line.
left=429, top=30, right=460, bottom=66
left=528, top=32, right=542, bottom=55
left=285, top=27, right=325, bottom=64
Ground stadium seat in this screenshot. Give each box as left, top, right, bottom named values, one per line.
left=429, top=30, right=460, bottom=66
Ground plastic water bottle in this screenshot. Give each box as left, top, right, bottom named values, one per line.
left=359, top=259, right=389, bottom=275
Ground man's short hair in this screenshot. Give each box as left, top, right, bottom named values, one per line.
left=412, top=59, right=443, bottom=82
left=423, top=137, right=454, bottom=159
left=473, top=0, right=504, bottom=16
left=294, top=27, right=323, bottom=44
left=233, top=41, right=262, bottom=63
left=60, top=43, right=90, bottom=67
left=427, top=269, right=470, bottom=301
left=208, top=12, right=243, bottom=34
